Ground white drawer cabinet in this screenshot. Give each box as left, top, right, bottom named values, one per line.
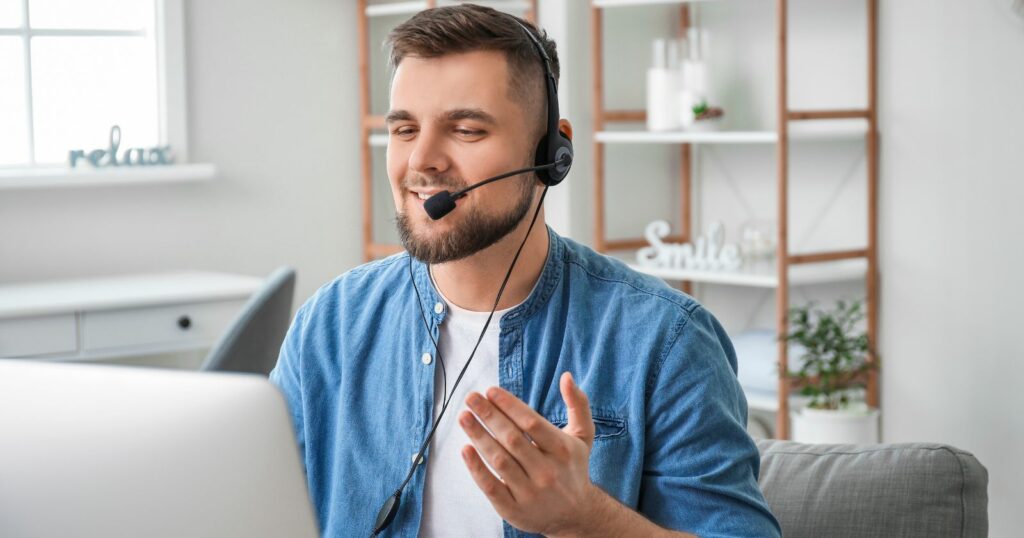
left=0, top=314, right=78, bottom=358
left=81, top=299, right=248, bottom=352
left=0, top=272, right=263, bottom=362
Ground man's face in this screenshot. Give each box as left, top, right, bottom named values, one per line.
left=386, top=50, right=538, bottom=264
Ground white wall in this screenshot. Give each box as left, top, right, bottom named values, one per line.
left=0, top=0, right=363, bottom=308
left=879, top=1, right=1024, bottom=535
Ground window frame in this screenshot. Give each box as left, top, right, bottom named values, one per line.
left=0, top=0, right=210, bottom=189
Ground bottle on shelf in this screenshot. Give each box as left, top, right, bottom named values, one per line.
left=678, top=27, right=723, bottom=131
left=646, top=38, right=682, bottom=132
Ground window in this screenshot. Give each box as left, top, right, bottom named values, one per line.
left=0, top=0, right=187, bottom=169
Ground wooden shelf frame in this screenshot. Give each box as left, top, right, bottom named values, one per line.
left=356, top=0, right=538, bottom=262
left=590, top=0, right=880, bottom=439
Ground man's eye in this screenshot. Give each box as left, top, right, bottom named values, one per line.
left=393, top=128, right=415, bottom=136
left=456, top=129, right=483, bottom=136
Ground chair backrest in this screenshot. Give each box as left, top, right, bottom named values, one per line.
left=756, top=439, right=988, bottom=538
left=200, top=267, right=296, bottom=376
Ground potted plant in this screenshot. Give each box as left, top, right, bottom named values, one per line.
left=784, top=298, right=880, bottom=444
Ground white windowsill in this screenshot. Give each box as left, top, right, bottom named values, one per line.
left=0, top=164, right=217, bottom=190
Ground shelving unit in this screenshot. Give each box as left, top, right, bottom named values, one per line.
left=356, top=0, right=538, bottom=261
left=591, top=0, right=879, bottom=439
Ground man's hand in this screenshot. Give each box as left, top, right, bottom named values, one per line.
left=458, top=371, right=597, bottom=537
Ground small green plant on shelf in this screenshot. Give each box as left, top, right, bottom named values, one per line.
left=691, top=100, right=724, bottom=121
left=784, top=298, right=878, bottom=410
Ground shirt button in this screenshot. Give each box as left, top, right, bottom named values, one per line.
left=421, top=352, right=432, bottom=365
left=434, top=302, right=444, bottom=314
left=412, top=453, right=424, bottom=465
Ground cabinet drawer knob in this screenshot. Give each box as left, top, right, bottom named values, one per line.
left=177, top=315, right=191, bottom=330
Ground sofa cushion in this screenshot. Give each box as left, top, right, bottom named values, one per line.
left=756, top=440, right=988, bottom=538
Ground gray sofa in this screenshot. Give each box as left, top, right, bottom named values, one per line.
left=757, top=440, right=988, bottom=537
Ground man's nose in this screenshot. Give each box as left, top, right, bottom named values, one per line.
left=407, top=127, right=451, bottom=176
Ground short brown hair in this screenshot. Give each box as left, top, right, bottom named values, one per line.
left=385, top=4, right=560, bottom=143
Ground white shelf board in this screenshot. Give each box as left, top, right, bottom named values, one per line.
left=594, top=0, right=721, bottom=7
left=597, top=130, right=775, bottom=144
left=454, top=0, right=531, bottom=10
left=595, top=120, right=867, bottom=145
left=366, top=1, right=531, bottom=17
left=0, top=163, right=217, bottom=190
left=368, top=133, right=389, bottom=147
left=365, top=1, right=425, bottom=16
left=744, top=388, right=780, bottom=412
left=611, top=253, right=867, bottom=288
left=741, top=388, right=812, bottom=413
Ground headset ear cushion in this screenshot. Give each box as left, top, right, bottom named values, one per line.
left=533, top=131, right=574, bottom=187
left=558, top=129, right=573, bottom=159
left=541, top=148, right=571, bottom=187
left=558, top=130, right=574, bottom=160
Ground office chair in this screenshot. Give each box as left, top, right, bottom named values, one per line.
left=199, top=266, right=296, bottom=376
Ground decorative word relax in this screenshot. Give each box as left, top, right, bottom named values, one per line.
left=68, top=125, right=175, bottom=168
left=636, top=220, right=743, bottom=271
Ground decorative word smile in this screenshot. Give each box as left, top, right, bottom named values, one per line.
left=636, top=220, right=742, bottom=271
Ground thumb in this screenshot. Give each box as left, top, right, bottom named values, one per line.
left=559, top=371, right=594, bottom=448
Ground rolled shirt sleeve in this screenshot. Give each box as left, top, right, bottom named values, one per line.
left=639, top=306, right=782, bottom=537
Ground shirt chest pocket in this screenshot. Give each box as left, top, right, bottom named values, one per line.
left=544, top=411, right=627, bottom=442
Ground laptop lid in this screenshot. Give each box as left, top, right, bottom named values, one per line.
left=0, top=359, right=319, bottom=538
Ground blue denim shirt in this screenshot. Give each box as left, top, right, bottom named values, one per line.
left=270, top=226, right=781, bottom=537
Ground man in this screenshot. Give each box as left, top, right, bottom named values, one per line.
left=270, top=4, right=781, bottom=537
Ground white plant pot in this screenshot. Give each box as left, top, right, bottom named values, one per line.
left=790, top=407, right=880, bottom=444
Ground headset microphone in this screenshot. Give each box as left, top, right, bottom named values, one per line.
left=422, top=156, right=569, bottom=220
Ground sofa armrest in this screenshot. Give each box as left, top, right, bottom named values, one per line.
left=756, top=440, right=988, bottom=538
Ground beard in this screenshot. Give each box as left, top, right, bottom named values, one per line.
left=396, top=173, right=536, bottom=264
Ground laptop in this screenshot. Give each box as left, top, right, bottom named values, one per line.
left=0, top=359, right=320, bottom=538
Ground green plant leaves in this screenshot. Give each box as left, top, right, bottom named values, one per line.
left=782, top=298, right=877, bottom=410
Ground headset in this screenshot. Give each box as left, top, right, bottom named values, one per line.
left=422, top=19, right=573, bottom=220
left=372, top=14, right=573, bottom=537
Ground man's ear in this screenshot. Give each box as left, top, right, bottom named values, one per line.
left=558, top=119, right=573, bottom=141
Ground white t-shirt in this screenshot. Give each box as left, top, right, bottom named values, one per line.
left=417, top=277, right=519, bottom=537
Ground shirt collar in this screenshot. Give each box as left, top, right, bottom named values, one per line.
left=409, top=225, right=564, bottom=327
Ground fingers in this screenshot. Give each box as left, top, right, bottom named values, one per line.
left=559, top=372, right=595, bottom=448
left=464, top=393, right=545, bottom=473
left=483, top=386, right=566, bottom=454
left=458, top=410, right=530, bottom=486
left=461, top=444, right=516, bottom=510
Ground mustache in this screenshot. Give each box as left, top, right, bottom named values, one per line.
left=403, top=175, right=467, bottom=192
